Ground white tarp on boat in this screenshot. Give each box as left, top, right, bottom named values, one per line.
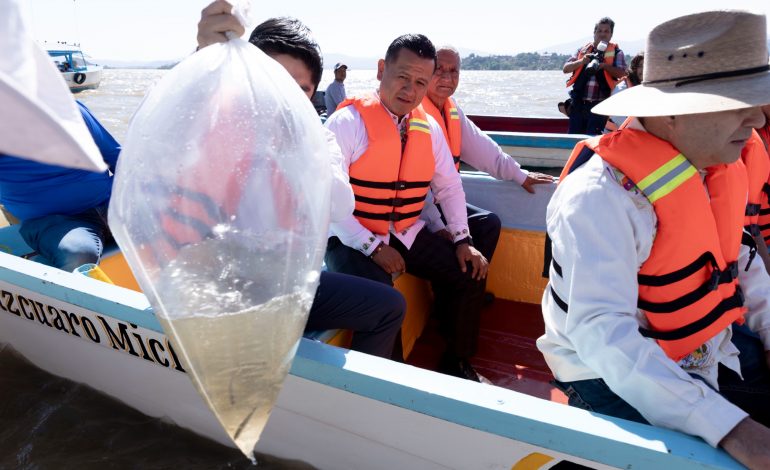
left=0, top=0, right=106, bottom=172
left=108, top=1, right=331, bottom=458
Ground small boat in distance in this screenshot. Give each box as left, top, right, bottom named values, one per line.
left=47, top=45, right=103, bottom=93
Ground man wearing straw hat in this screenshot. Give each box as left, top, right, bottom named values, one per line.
left=539, top=10, right=770, bottom=467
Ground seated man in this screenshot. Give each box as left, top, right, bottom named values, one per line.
left=324, top=34, right=489, bottom=381
left=420, top=45, right=553, bottom=262
left=0, top=101, right=120, bottom=272
left=196, top=0, right=406, bottom=359
left=539, top=11, right=770, bottom=468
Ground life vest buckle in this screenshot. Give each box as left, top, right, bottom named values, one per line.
left=394, top=181, right=407, bottom=190
left=391, top=197, right=404, bottom=207
left=708, top=268, right=721, bottom=291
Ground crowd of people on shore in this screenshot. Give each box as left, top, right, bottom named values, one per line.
left=5, top=1, right=770, bottom=466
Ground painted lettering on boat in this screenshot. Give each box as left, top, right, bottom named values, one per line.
left=0, top=288, right=186, bottom=373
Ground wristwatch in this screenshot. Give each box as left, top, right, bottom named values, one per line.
left=454, top=236, right=474, bottom=247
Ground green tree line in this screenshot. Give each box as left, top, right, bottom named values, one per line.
left=462, top=52, right=571, bottom=71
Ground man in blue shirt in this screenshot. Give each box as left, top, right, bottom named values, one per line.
left=324, top=62, right=347, bottom=115
left=0, top=101, right=120, bottom=271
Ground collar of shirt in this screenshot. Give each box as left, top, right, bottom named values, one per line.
left=374, top=91, right=410, bottom=131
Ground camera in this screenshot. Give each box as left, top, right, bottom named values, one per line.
left=584, top=41, right=608, bottom=76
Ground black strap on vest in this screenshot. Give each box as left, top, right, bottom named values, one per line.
left=349, top=177, right=430, bottom=191
left=639, top=287, right=744, bottom=341
left=353, top=209, right=423, bottom=222
left=354, top=194, right=425, bottom=207
left=741, top=230, right=758, bottom=272
left=550, top=286, right=569, bottom=313
left=637, top=261, right=739, bottom=313
left=542, top=146, right=597, bottom=279
left=452, top=156, right=461, bottom=165
left=638, top=252, right=717, bottom=287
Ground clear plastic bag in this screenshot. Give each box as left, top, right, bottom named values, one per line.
left=108, top=21, right=331, bottom=457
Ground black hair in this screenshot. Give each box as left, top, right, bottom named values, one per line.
left=595, top=17, right=615, bottom=34
left=627, top=52, right=645, bottom=86
left=249, top=17, right=323, bottom=94
left=384, top=34, right=436, bottom=67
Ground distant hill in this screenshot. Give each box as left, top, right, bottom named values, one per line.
left=462, top=52, right=570, bottom=71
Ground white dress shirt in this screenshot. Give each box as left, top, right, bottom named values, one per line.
left=324, top=93, right=469, bottom=255
left=538, top=118, right=770, bottom=448
left=422, top=102, right=530, bottom=232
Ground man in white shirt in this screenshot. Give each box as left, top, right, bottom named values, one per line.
left=325, top=34, right=489, bottom=381
left=420, top=45, right=554, bottom=262
left=324, top=62, right=347, bottom=115
left=539, top=10, right=770, bottom=468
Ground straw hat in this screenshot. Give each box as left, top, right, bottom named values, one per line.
left=0, top=0, right=106, bottom=171
left=592, top=10, right=770, bottom=117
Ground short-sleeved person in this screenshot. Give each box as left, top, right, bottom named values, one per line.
left=539, top=11, right=770, bottom=468
left=562, top=17, right=627, bottom=135
left=195, top=0, right=406, bottom=359
left=324, top=34, right=490, bottom=381
left=324, top=62, right=347, bottom=115
left=0, top=101, right=120, bottom=272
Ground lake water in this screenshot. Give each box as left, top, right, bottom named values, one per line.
left=76, top=69, right=569, bottom=141
left=1, top=68, right=567, bottom=468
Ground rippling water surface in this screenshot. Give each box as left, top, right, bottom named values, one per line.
left=2, top=68, right=565, bottom=468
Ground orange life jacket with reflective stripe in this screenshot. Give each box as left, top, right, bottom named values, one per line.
left=338, top=93, right=434, bottom=235
left=558, top=130, right=747, bottom=361
left=421, top=96, right=462, bottom=170
left=565, top=42, right=620, bottom=92
left=741, top=130, right=770, bottom=237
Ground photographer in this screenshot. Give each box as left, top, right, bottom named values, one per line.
left=563, top=17, right=626, bottom=135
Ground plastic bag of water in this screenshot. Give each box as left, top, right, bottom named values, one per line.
left=107, top=2, right=331, bottom=458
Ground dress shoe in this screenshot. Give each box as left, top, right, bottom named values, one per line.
left=439, top=355, right=490, bottom=384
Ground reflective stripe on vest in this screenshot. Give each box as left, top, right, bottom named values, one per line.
left=340, top=93, right=435, bottom=235
left=565, top=42, right=620, bottom=92
left=741, top=130, right=770, bottom=237
left=421, top=96, right=462, bottom=170
left=557, top=129, right=747, bottom=361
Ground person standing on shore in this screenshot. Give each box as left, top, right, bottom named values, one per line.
left=562, top=17, right=627, bottom=135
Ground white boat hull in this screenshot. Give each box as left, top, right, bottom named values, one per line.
left=0, top=177, right=743, bottom=468
left=62, top=66, right=103, bottom=92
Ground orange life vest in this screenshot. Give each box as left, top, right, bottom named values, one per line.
left=338, top=93, right=434, bottom=235
left=741, top=130, right=770, bottom=237
left=421, top=96, right=462, bottom=170
left=565, top=42, right=620, bottom=93
left=557, top=130, right=747, bottom=361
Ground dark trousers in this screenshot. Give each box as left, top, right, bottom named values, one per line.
left=306, top=271, right=406, bottom=359
left=567, top=99, right=608, bottom=135
left=325, top=228, right=486, bottom=359
left=553, top=324, right=770, bottom=427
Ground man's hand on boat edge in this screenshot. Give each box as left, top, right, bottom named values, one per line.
left=521, top=172, right=554, bottom=194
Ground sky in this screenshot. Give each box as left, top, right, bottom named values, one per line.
left=28, top=0, right=770, bottom=63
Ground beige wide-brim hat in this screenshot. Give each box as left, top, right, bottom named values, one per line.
left=593, top=10, right=770, bottom=117
left=0, top=0, right=106, bottom=172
